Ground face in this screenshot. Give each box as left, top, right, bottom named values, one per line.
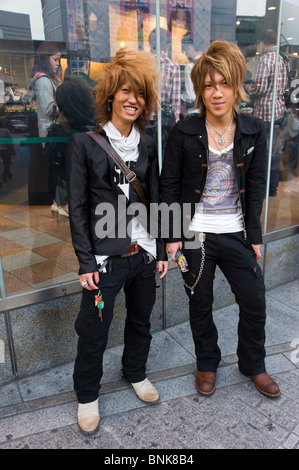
left=49, top=53, right=61, bottom=74
left=111, top=82, right=146, bottom=135
left=257, top=41, right=265, bottom=56
left=176, top=9, right=187, bottom=27
left=202, top=71, right=236, bottom=122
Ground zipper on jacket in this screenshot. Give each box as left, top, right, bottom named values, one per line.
left=232, top=150, right=247, bottom=240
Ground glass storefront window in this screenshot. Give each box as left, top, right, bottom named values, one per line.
left=0, top=0, right=298, bottom=300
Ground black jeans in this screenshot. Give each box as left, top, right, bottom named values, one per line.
left=183, top=232, right=266, bottom=376
left=73, top=250, right=156, bottom=404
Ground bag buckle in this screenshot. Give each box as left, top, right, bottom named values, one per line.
left=126, top=171, right=137, bottom=183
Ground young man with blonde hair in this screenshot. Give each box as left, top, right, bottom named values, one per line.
left=67, top=49, right=168, bottom=434
left=160, top=40, right=280, bottom=398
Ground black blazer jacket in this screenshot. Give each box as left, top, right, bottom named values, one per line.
left=67, top=129, right=166, bottom=275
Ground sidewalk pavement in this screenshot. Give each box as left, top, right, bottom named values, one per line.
left=0, top=279, right=298, bottom=451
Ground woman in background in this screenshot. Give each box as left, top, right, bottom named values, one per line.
left=28, top=41, right=61, bottom=205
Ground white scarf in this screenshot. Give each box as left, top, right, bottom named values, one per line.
left=103, top=121, right=140, bottom=162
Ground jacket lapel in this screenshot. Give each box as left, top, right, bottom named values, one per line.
left=134, top=134, right=150, bottom=180
left=97, top=130, right=127, bottom=199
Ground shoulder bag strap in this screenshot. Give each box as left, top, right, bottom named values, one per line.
left=87, top=130, right=147, bottom=206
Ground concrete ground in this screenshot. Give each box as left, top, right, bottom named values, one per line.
left=0, top=279, right=298, bottom=451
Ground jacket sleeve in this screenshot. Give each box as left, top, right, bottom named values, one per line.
left=159, top=124, right=184, bottom=243
left=244, top=119, right=267, bottom=244
left=66, top=134, right=98, bottom=274
left=35, top=76, right=56, bottom=118
left=147, top=139, right=167, bottom=261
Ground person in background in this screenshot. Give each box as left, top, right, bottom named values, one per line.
left=67, top=49, right=168, bottom=435
left=28, top=41, right=62, bottom=205
left=47, top=76, right=95, bottom=217
left=148, top=28, right=181, bottom=152
left=65, top=51, right=97, bottom=92
left=167, top=3, right=192, bottom=44
left=30, top=41, right=62, bottom=140
left=160, top=40, right=281, bottom=400
left=181, top=42, right=202, bottom=115
left=250, top=29, right=288, bottom=197
left=0, top=117, right=15, bottom=187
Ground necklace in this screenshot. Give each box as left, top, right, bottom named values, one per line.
left=205, top=116, right=234, bottom=146
left=207, top=118, right=234, bottom=158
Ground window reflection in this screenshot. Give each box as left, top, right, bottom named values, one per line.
left=0, top=0, right=299, bottom=299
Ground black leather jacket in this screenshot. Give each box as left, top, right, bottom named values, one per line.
left=67, top=129, right=166, bottom=274
left=160, top=113, right=267, bottom=245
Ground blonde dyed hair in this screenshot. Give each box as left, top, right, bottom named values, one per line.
left=94, top=48, right=160, bottom=134
left=191, top=40, right=248, bottom=117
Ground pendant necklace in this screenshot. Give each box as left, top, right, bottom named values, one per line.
left=206, top=117, right=234, bottom=158
left=205, top=116, right=234, bottom=146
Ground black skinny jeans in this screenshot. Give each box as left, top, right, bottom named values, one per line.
left=183, top=231, right=266, bottom=376
left=73, top=250, right=156, bottom=404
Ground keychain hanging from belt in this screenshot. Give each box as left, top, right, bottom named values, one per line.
left=94, top=260, right=107, bottom=321
left=178, top=233, right=206, bottom=296
left=95, top=290, right=104, bottom=321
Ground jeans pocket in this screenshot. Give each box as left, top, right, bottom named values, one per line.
left=252, top=263, right=265, bottom=303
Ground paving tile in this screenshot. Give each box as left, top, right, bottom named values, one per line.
left=32, top=271, right=78, bottom=289
left=0, top=270, right=33, bottom=296
left=0, top=401, right=77, bottom=444
left=0, top=381, right=22, bottom=410
left=14, top=233, right=62, bottom=249
left=0, top=227, right=42, bottom=242
left=10, top=260, right=71, bottom=285
left=0, top=237, right=28, bottom=257
left=4, top=211, right=53, bottom=227
left=1, top=250, right=47, bottom=271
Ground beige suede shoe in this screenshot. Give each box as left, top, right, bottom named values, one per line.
left=77, top=398, right=100, bottom=434
left=131, top=378, right=159, bottom=403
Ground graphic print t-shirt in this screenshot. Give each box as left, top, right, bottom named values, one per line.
left=189, top=144, right=243, bottom=234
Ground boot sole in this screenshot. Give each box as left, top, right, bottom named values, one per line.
left=195, top=383, right=215, bottom=396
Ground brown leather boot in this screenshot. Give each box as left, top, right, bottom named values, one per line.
left=251, top=373, right=281, bottom=398
left=195, top=371, right=216, bottom=396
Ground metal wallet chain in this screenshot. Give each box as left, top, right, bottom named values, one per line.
left=179, top=241, right=205, bottom=295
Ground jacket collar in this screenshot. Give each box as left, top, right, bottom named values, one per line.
left=176, top=112, right=260, bottom=140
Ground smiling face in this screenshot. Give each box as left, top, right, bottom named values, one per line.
left=202, top=71, right=236, bottom=123
left=111, top=82, right=146, bottom=136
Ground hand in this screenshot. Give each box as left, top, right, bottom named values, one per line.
left=251, top=244, right=261, bottom=260
left=166, top=241, right=182, bottom=262
left=156, top=261, right=168, bottom=279
left=79, top=271, right=99, bottom=290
